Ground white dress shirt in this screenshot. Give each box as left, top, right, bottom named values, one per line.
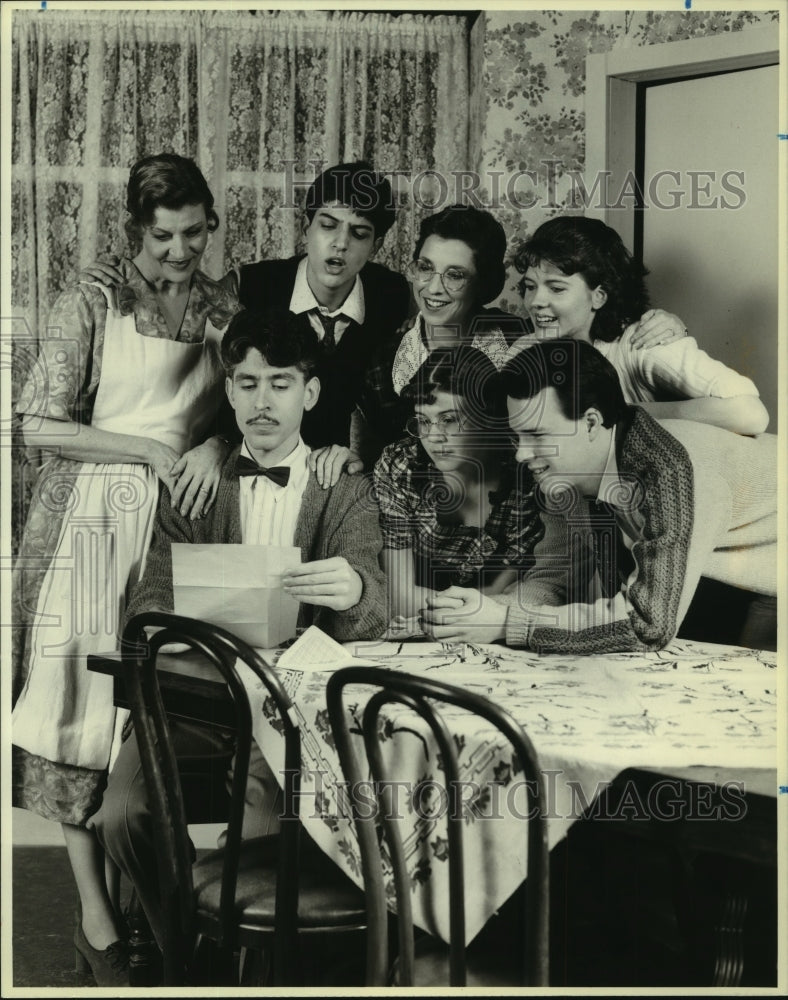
left=289, top=257, right=365, bottom=347
left=238, top=437, right=311, bottom=546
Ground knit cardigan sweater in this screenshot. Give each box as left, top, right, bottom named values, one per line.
left=125, top=447, right=387, bottom=642
left=501, top=408, right=777, bottom=654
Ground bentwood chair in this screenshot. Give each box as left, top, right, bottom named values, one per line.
left=326, top=665, right=550, bottom=988
left=120, top=612, right=367, bottom=986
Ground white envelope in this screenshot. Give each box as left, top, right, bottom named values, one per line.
left=171, top=543, right=302, bottom=648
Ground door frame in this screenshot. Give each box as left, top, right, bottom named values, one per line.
left=584, top=26, right=779, bottom=252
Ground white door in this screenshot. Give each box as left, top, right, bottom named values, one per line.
left=642, top=65, right=778, bottom=429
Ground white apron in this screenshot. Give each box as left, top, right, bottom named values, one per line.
left=13, top=285, right=225, bottom=771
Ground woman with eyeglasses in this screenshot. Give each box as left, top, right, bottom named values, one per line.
left=360, top=204, right=529, bottom=454
left=361, top=204, right=685, bottom=452
left=373, top=345, right=542, bottom=625
left=390, top=205, right=519, bottom=395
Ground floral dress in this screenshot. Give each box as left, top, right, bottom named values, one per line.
left=12, top=260, right=238, bottom=825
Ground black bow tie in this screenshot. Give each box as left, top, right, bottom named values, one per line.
left=234, top=455, right=291, bottom=487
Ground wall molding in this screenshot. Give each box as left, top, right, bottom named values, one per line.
left=584, top=25, right=780, bottom=249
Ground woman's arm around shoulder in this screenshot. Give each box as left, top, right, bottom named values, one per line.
left=617, top=325, right=770, bottom=435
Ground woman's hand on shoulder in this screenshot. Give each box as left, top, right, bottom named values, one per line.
left=308, top=445, right=364, bottom=489
left=78, top=255, right=124, bottom=288
left=630, top=309, right=687, bottom=350
left=148, top=440, right=182, bottom=495
left=169, top=436, right=232, bottom=520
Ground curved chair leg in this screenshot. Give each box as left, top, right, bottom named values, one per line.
left=239, top=946, right=271, bottom=986
left=126, top=892, right=162, bottom=986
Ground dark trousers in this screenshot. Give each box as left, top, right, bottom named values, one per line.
left=678, top=578, right=777, bottom=651
left=90, top=720, right=282, bottom=948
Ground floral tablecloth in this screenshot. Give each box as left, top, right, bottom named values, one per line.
left=236, top=637, right=778, bottom=944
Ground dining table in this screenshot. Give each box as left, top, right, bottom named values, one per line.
left=89, top=629, right=780, bottom=983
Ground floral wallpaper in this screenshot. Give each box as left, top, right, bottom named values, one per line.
left=8, top=8, right=781, bottom=554
left=473, top=8, right=780, bottom=314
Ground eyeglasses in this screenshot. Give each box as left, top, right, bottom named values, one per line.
left=405, top=411, right=464, bottom=438
left=407, top=259, right=473, bottom=294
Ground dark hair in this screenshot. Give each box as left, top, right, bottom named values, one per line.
left=401, top=345, right=507, bottom=431
left=221, top=309, right=321, bottom=381
left=499, top=339, right=629, bottom=428
left=512, top=216, right=650, bottom=342
left=305, top=161, right=396, bottom=239
left=414, top=205, right=507, bottom=306
left=125, top=153, right=219, bottom=248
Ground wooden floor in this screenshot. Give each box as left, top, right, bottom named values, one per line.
left=9, top=843, right=368, bottom=989
left=11, top=846, right=128, bottom=989
left=9, top=820, right=778, bottom=988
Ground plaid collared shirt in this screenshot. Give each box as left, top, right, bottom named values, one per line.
left=373, top=437, right=543, bottom=590
left=360, top=333, right=410, bottom=448
left=360, top=309, right=533, bottom=449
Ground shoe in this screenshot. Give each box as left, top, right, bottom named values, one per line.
left=74, top=919, right=130, bottom=986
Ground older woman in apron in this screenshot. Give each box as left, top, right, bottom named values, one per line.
left=12, top=154, right=238, bottom=984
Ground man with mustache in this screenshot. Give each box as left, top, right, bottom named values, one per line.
left=236, top=161, right=411, bottom=486
left=120, top=307, right=386, bottom=634
left=81, top=161, right=411, bottom=495
left=90, top=308, right=386, bottom=960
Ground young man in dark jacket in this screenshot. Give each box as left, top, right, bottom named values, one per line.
left=235, top=161, right=411, bottom=481
left=80, top=160, right=412, bottom=490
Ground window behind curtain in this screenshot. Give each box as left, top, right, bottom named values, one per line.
left=9, top=8, right=470, bottom=552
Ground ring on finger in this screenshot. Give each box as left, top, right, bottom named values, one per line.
left=198, top=487, right=209, bottom=494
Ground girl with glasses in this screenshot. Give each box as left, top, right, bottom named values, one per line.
left=390, top=204, right=520, bottom=395
left=362, top=204, right=686, bottom=451
left=373, top=345, right=542, bottom=626
left=361, top=204, right=532, bottom=453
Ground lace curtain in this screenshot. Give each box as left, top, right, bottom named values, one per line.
left=11, top=7, right=469, bottom=348
left=9, top=8, right=469, bottom=550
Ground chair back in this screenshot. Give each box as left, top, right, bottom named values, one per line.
left=120, top=612, right=303, bottom=984
left=326, top=665, right=549, bottom=987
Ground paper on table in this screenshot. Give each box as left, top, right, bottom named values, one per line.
left=157, top=642, right=192, bottom=654
left=172, top=543, right=301, bottom=647
left=277, top=625, right=376, bottom=673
